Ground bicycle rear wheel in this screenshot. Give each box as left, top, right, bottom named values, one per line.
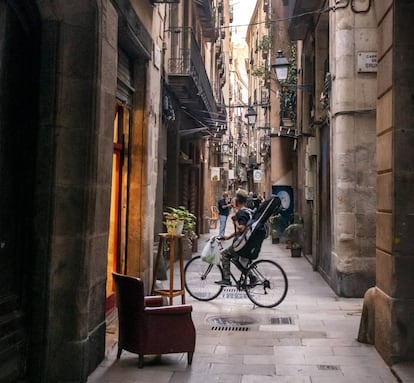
left=184, top=256, right=224, bottom=301
left=245, top=259, right=288, bottom=308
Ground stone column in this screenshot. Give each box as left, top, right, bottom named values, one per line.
left=34, top=0, right=116, bottom=381
left=330, top=4, right=377, bottom=296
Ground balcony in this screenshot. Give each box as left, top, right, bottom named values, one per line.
left=287, top=0, right=322, bottom=40
left=193, top=0, right=216, bottom=40
left=167, top=27, right=218, bottom=124
left=113, top=0, right=152, bottom=59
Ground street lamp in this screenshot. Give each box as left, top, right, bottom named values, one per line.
left=271, top=50, right=290, bottom=81
left=245, top=106, right=257, bottom=125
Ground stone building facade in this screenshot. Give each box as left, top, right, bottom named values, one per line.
left=0, top=0, right=227, bottom=381
left=0, top=1, right=159, bottom=381
left=287, top=0, right=414, bottom=368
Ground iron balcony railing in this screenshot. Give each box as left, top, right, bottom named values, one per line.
left=193, top=0, right=215, bottom=40
left=167, top=27, right=216, bottom=114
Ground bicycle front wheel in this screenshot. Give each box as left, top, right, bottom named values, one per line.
left=184, top=256, right=224, bottom=301
left=245, top=259, right=288, bottom=308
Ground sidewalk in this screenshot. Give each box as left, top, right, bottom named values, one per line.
left=89, top=226, right=401, bottom=383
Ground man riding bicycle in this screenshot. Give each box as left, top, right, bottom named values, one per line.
left=215, top=189, right=252, bottom=286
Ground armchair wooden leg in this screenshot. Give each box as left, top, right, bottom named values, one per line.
left=138, top=354, right=144, bottom=368
left=116, top=348, right=122, bottom=359
left=187, top=352, right=194, bottom=365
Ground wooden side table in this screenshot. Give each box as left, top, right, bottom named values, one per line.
left=151, top=233, right=185, bottom=305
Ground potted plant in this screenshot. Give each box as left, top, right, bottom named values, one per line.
left=257, top=35, right=271, bottom=58
left=163, top=208, right=184, bottom=236
left=284, top=213, right=304, bottom=257
left=163, top=206, right=197, bottom=256
left=269, top=213, right=288, bottom=244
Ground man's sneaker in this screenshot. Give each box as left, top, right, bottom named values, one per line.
left=215, top=279, right=231, bottom=286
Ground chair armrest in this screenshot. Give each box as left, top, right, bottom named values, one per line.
left=144, top=304, right=193, bottom=315
left=144, top=296, right=164, bottom=307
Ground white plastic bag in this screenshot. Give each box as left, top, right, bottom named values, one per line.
left=201, top=237, right=221, bottom=265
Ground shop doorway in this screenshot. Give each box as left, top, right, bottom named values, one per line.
left=106, top=104, right=129, bottom=314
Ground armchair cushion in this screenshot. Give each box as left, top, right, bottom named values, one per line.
left=144, top=296, right=164, bottom=307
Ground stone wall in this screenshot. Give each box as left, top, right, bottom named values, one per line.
left=31, top=1, right=116, bottom=381
left=330, top=4, right=377, bottom=296
left=375, top=0, right=414, bottom=365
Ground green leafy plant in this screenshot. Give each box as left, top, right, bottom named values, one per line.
left=257, top=35, right=271, bottom=51
left=252, top=65, right=267, bottom=78
left=163, top=206, right=197, bottom=242
left=284, top=213, right=304, bottom=249
left=270, top=213, right=289, bottom=241
left=279, top=42, right=298, bottom=122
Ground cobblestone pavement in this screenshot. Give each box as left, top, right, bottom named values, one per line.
left=89, top=225, right=402, bottom=383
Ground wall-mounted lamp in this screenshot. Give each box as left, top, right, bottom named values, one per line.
left=245, top=106, right=257, bottom=125
left=271, top=50, right=290, bottom=81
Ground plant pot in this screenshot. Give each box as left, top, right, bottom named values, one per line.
left=165, top=218, right=184, bottom=236
left=291, top=247, right=302, bottom=257
left=176, top=220, right=184, bottom=235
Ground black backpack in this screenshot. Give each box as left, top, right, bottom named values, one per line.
left=233, top=195, right=281, bottom=259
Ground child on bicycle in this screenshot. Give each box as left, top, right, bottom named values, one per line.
left=215, top=189, right=251, bottom=286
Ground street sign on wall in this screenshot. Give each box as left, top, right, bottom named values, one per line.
left=357, top=52, right=377, bottom=72
left=253, top=169, right=262, bottom=183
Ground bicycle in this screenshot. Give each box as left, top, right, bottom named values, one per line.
left=184, top=236, right=288, bottom=308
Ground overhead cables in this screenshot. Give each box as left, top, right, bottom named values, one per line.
left=218, top=0, right=371, bottom=31
left=219, top=4, right=333, bottom=31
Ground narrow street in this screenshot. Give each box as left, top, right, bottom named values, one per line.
left=89, top=226, right=398, bottom=383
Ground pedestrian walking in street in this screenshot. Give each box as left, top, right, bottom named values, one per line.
left=217, top=191, right=232, bottom=237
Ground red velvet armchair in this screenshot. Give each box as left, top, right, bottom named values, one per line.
left=112, top=272, right=196, bottom=368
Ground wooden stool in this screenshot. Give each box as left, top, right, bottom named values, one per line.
left=151, top=233, right=185, bottom=305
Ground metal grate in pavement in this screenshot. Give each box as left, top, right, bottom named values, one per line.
left=221, top=287, right=247, bottom=299
left=317, top=365, right=340, bottom=371
left=270, top=316, right=293, bottom=325
left=207, top=314, right=257, bottom=332
left=211, top=326, right=250, bottom=331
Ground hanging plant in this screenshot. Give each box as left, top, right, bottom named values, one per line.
left=257, top=35, right=271, bottom=51
left=280, top=42, right=297, bottom=87
left=279, top=42, right=298, bottom=121
left=252, top=65, right=270, bottom=81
